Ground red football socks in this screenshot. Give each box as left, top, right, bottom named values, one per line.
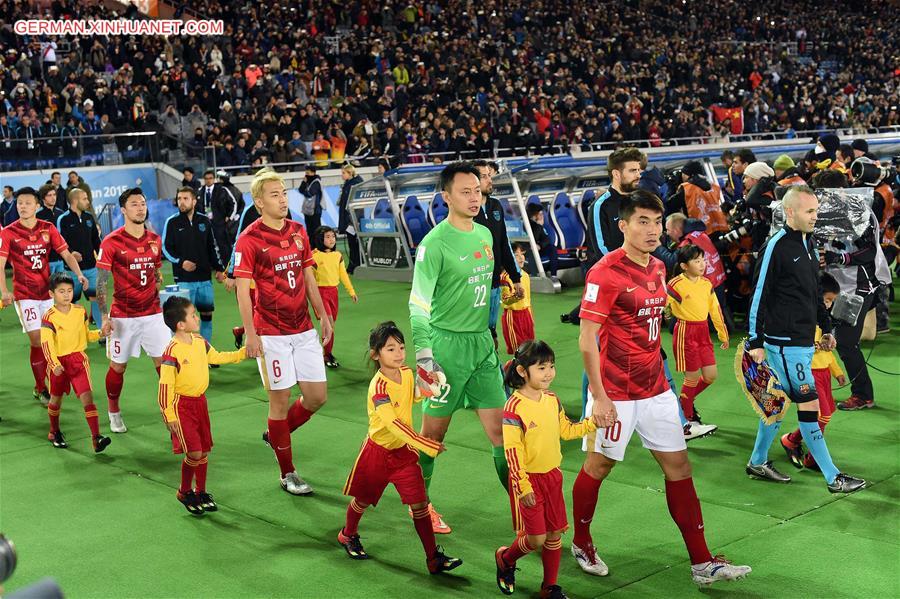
left=267, top=418, right=294, bottom=476
left=344, top=499, right=366, bottom=536
left=665, top=478, right=712, bottom=565
left=195, top=457, right=208, bottom=493
left=30, top=346, right=47, bottom=393
left=502, top=535, right=534, bottom=565
left=287, top=399, right=314, bottom=432
left=83, top=402, right=100, bottom=437
left=180, top=456, right=199, bottom=494
left=572, top=466, right=603, bottom=548
left=411, top=505, right=437, bottom=557
left=541, top=538, right=562, bottom=588
left=47, top=402, right=61, bottom=433
left=106, top=368, right=124, bottom=413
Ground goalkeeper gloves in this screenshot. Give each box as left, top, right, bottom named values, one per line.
left=415, top=349, right=447, bottom=398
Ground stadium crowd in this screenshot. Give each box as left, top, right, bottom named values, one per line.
left=1, top=0, right=900, bottom=171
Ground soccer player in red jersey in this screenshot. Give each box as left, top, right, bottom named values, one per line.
left=570, top=190, right=751, bottom=586
left=0, top=187, right=88, bottom=405
left=95, top=188, right=171, bottom=434
left=233, top=168, right=333, bottom=495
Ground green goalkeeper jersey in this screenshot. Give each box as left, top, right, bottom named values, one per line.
left=409, top=219, right=496, bottom=352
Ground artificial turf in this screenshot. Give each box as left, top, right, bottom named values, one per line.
left=1, top=269, right=897, bottom=598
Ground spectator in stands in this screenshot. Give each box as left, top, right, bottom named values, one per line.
left=160, top=104, right=182, bottom=150
left=65, top=171, right=92, bottom=214
left=182, top=167, right=201, bottom=194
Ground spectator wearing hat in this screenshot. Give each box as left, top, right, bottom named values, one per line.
left=774, top=155, right=806, bottom=186
left=742, top=162, right=777, bottom=208
left=850, top=139, right=877, bottom=161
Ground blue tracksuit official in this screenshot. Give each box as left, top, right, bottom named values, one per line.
left=162, top=203, right=225, bottom=342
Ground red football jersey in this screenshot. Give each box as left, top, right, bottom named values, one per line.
left=96, top=227, right=162, bottom=318
left=0, top=219, right=68, bottom=300
left=579, top=249, right=669, bottom=401
left=233, top=218, right=315, bottom=336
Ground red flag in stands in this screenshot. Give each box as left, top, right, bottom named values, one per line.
left=710, top=105, right=744, bottom=135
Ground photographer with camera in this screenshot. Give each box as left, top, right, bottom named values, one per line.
left=666, top=161, right=729, bottom=235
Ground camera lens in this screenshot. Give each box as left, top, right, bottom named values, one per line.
left=0, top=534, right=17, bottom=583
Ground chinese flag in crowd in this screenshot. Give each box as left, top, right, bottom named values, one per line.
left=710, top=105, right=744, bottom=135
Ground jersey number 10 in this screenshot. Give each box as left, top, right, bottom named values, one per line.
left=646, top=316, right=661, bottom=342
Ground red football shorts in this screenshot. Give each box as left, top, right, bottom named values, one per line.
left=49, top=352, right=93, bottom=397
left=812, top=368, right=835, bottom=418
left=509, top=468, right=568, bottom=535
left=318, top=286, right=339, bottom=321
left=343, top=438, right=427, bottom=506
left=673, top=320, right=715, bottom=372
left=502, top=308, right=535, bottom=355
left=170, top=394, right=213, bottom=454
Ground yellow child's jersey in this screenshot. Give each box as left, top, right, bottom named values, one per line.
left=500, top=270, right=531, bottom=311
left=812, top=326, right=844, bottom=376
left=158, top=334, right=246, bottom=423
left=502, top=390, right=596, bottom=499
left=312, top=249, right=356, bottom=295
left=40, top=304, right=101, bottom=368
left=666, top=274, right=728, bottom=344
left=367, top=367, right=442, bottom=457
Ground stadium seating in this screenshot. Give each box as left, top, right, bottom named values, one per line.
left=427, top=193, right=448, bottom=226
left=400, top=196, right=431, bottom=248
left=549, top=192, right=585, bottom=250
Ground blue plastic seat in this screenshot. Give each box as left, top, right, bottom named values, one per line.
left=428, top=193, right=448, bottom=226
left=401, top=196, right=431, bottom=248
left=549, top=192, right=585, bottom=249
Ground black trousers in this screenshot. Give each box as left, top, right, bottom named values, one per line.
left=835, top=291, right=877, bottom=402
left=346, top=232, right=361, bottom=273
left=305, top=213, right=321, bottom=237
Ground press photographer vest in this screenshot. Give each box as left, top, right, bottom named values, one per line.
left=875, top=183, right=894, bottom=243
left=682, top=182, right=729, bottom=235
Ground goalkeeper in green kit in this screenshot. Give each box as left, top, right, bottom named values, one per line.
left=409, top=161, right=509, bottom=534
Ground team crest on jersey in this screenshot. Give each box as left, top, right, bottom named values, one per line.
left=492, top=209, right=502, bottom=221
left=293, top=235, right=304, bottom=251
left=799, top=384, right=810, bottom=394
left=198, top=223, right=207, bottom=233
left=483, top=243, right=494, bottom=260
left=149, top=243, right=159, bottom=256
left=41, top=232, right=50, bottom=243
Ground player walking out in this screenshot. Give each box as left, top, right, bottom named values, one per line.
left=233, top=168, right=333, bottom=495
left=0, top=187, right=88, bottom=405
left=409, top=161, right=510, bottom=533
left=571, top=190, right=751, bottom=586
left=745, top=186, right=865, bottom=493
left=96, top=188, right=171, bottom=433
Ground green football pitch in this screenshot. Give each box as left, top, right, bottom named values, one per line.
left=1, top=270, right=898, bottom=598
